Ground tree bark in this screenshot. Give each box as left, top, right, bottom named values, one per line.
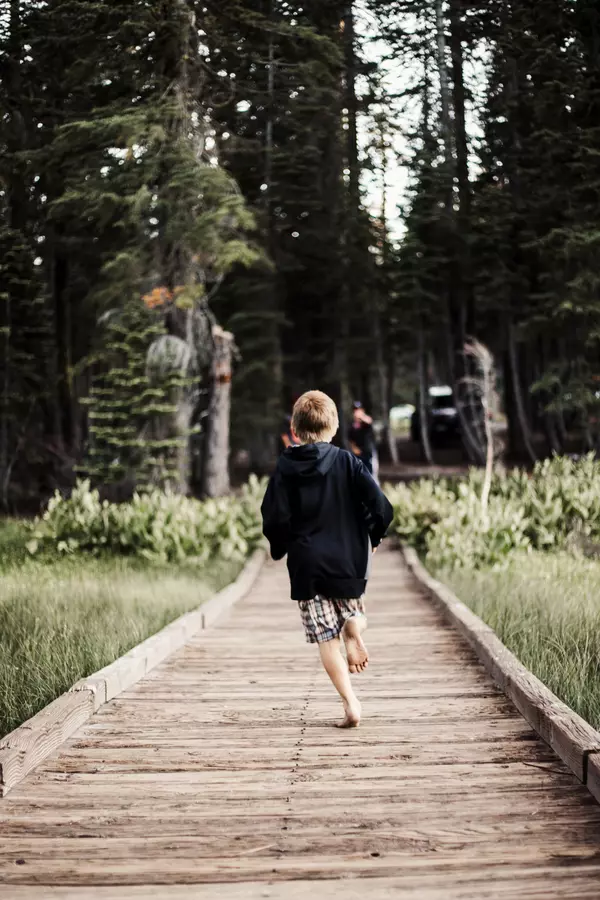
left=52, top=247, right=74, bottom=450
left=372, top=307, right=397, bottom=464
left=261, top=0, right=283, bottom=461
left=202, top=325, right=234, bottom=497
left=337, top=2, right=360, bottom=451
left=0, top=289, right=10, bottom=509
left=375, top=113, right=398, bottom=466
left=343, top=3, right=359, bottom=213
left=538, top=337, right=562, bottom=454
left=435, top=0, right=482, bottom=464
left=507, top=318, right=537, bottom=464
left=1, top=0, right=26, bottom=505
left=418, top=328, right=434, bottom=466
left=449, top=0, right=475, bottom=334
left=386, top=355, right=399, bottom=464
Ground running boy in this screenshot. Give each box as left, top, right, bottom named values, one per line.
left=261, top=391, right=394, bottom=728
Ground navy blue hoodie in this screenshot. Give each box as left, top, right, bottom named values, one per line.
left=261, top=442, right=394, bottom=601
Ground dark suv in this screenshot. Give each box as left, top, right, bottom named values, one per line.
left=410, top=387, right=460, bottom=445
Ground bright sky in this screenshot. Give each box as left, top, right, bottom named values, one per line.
left=358, top=5, right=417, bottom=241
left=357, top=4, right=487, bottom=242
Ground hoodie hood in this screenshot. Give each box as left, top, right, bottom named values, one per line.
left=278, top=442, right=339, bottom=478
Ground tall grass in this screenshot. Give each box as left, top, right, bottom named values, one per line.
left=0, top=520, right=240, bottom=737
left=443, top=552, right=600, bottom=730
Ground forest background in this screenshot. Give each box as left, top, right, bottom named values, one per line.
left=2, top=0, right=600, bottom=509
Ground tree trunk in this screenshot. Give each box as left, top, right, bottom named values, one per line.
left=507, top=318, right=537, bottom=464
left=449, top=0, right=474, bottom=334
left=52, top=248, right=74, bottom=450
left=480, top=349, right=495, bottom=515
left=2, top=0, right=25, bottom=505
left=371, top=303, right=396, bottom=463
left=538, top=337, right=562, bottom=454
left=202, top=325, right=234, bottom=497
left=386, top=355, right=399, bottom=464
left=544, top=410, right=562, bottom=455
left=445, top=327, right=483, bottom=464
left=343, top=3, right=359, bottom=212
left=0, top=291, right=9, bottom=509
left=338, top=2, right=360, bottom=451
left=263, top=0, right=284, bottom=457
left=435, top=0, right=482, bottom=464
left=418, top=328, right=434, bottom=466
left=375, top=113, right=398, bottom=466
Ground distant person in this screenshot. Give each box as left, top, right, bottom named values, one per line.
left=348, top=401, right=377, bottom=479
left=279, top=413, right=297, bottom=454
left=261, top=390, right=393, bottom=728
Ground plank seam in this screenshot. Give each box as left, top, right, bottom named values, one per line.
left=0, top=548, right=266, bottom=798
left=402, top=546, right=600, bottom=797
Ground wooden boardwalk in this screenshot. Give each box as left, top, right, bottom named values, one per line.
left=2, top=549, right=600, bottom=898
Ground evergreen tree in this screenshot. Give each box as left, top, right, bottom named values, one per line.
left=0, top=0, right=258, bottom=501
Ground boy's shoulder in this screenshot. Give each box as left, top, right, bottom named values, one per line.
left=336, top=447, right=356, bottom=465
left=334, top=448, right=369, bottom=481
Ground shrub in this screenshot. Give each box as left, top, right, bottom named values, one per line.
left=385, top=454, right=600, bottom=569
left=387, top=479, right=456, bottom=554
left=27, top=476, right=266, bottom=564
left=426, top=494, right=531, bottom=569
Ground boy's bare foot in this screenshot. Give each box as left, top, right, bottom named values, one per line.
left=342, top=616, right=369, bottom=674
left=337, top=696, right=361, bottom=728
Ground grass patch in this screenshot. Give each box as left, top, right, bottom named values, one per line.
left=0, top=519, right=242, bottom=737
left=441, top=551, right=600, bottom=730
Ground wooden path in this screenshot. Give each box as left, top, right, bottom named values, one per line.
left=2, top=549, right=600, bottom=898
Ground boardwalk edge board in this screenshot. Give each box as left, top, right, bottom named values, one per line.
left=402, top=546, right=600, bottom=799
left=0, top=547, right=266, bottom=798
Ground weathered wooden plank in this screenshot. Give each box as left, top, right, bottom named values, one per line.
left=6, top=870, right=600, bottom=900
left=3, top=848, right=600, bottom=886
left=0, top=692, right=95, bottom=797
left=2, top=790, right=596, bottom=827
left=2, top=546, right=600, bottom=896
left=6, top=802, right=600, bottom=838
left=71, top=548, right=266, bottom=707
left=402, top=546, right=600, bottom=784
left=586, top=751, right=600, bottom=805
left=6, top=876, right=598, bottom=900
left=3, top=817, right=600, bottom=859
left=0, top=550, right=265, bottom=797
left=38, top=740, right=556, bottom=774
left=200, top=549, right=265, bottom=629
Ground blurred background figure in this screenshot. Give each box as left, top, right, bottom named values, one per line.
left=279, top=413, right=297, bottom=454
left=348, top=401, right=378, bottom=481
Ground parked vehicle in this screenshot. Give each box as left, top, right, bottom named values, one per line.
left=410, top=386, right=460, bottom=445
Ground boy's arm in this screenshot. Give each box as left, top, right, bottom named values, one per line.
left=261, top=473, right=291, bottom=560
left=352, top=456, right=394, bottom=547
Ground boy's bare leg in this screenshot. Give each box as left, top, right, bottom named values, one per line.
left=318, top=638, right=361, bottom=728
left=342, top=614, right=369, bottom=674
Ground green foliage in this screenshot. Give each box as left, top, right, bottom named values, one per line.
left=388, top=478, right=455, bottom=554
left=1, top=0, right=259, bottom=504
left=0, top=541, right=241, bottom=737
left=83, top=301, right=183, bottom=489
left=386, top=454, right=600, bottom=569
left=446, top=552, right=600, bottom=730
left=27, top=476, right=266, bottom=564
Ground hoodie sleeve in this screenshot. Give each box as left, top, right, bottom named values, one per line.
left=261, top=471, right=292, bottom=561
left=352, top=456, right=394, bottom=547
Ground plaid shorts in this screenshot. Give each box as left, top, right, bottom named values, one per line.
left=299, top=596, right=366, bottom=644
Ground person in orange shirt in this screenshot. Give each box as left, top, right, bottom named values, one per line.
left=348, top=401, right=376, bottom=478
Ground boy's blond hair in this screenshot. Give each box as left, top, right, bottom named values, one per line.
left=292, top=391, right=339, bottom=444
